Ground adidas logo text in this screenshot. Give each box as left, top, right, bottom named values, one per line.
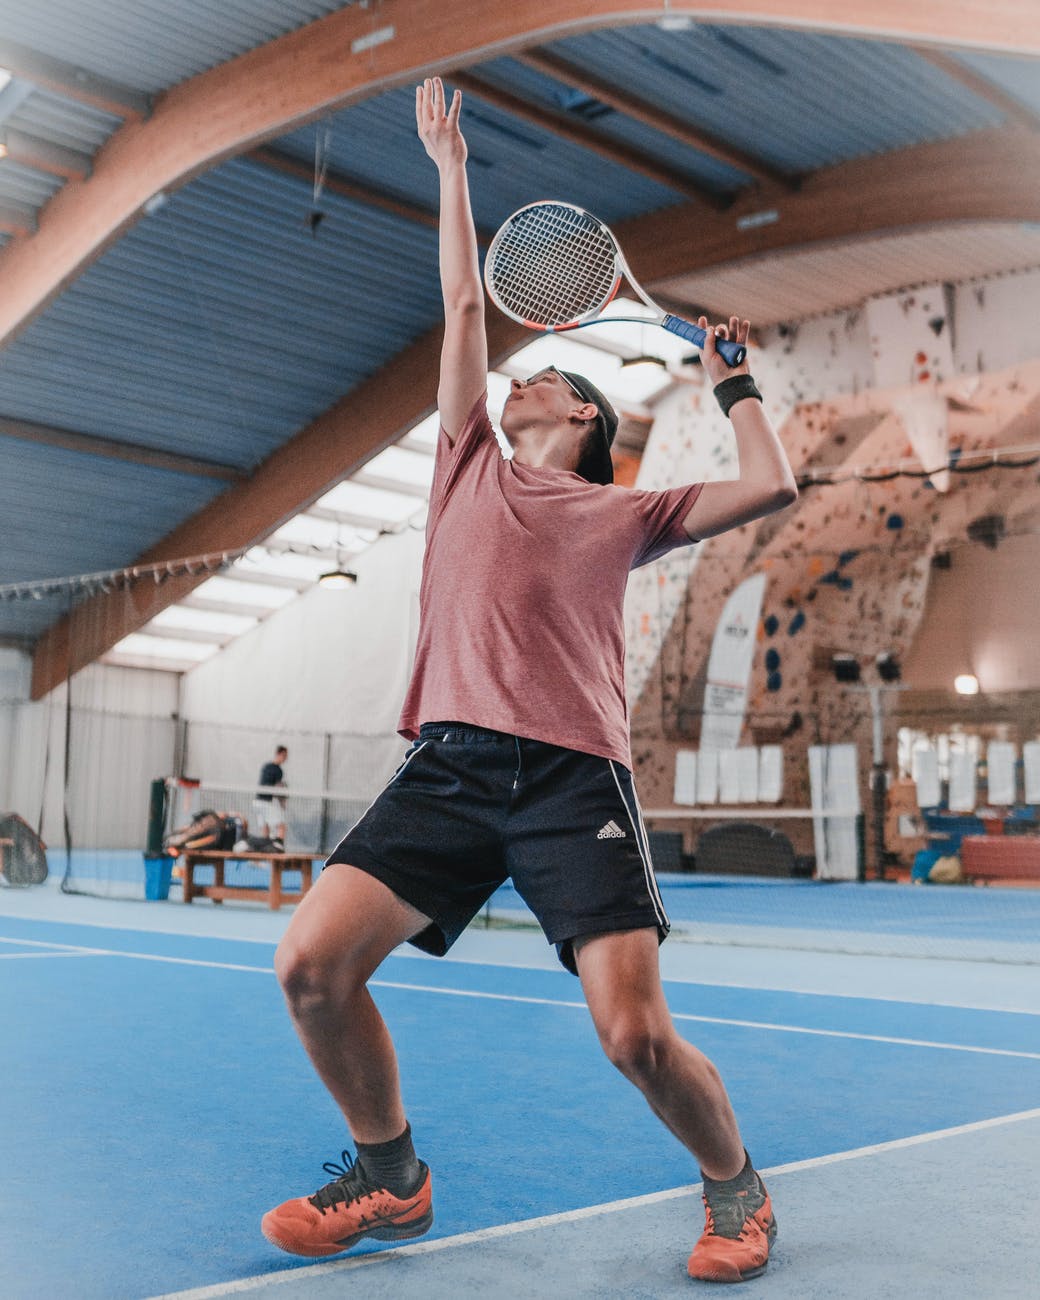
left=597, top=820, right=626, bottom=840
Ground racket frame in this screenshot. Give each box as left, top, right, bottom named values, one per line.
left=485, top=199, right=746, bottom=367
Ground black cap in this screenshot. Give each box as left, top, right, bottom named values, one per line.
left=557, top=369, right=618, bottom=485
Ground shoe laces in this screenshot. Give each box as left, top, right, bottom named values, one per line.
left=702, top=1177, right=765, bottom=1240
left=308, top=1150, right=374, bottom=1214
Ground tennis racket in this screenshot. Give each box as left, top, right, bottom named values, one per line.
left=484, top=199, right=746, bottom=368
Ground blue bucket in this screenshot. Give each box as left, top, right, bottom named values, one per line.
left=143, top=854, right=175, bottom=901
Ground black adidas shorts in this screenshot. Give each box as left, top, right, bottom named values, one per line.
left=326, top=721, right=669, bottom=975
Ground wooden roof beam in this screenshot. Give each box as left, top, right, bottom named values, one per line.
left=451, top=69, right=728, bottom=209
left=620, top=125, right=1040, bottom=284
left=2, top=0, right=1038, bottom=351
left=28, top=121, right=1040, bottom=698
left=249, top=145, right=496, bottom=245
left=0, top=413, right=244, bottom=482
left=913, top=47, right=1040, bottom=130
left=0, top=200, right=36, bottom=235
left=0, top=38, right=150, bottom=120
left=29, top=309, right=526, bottom=699
left=1, top=128, right=93, bottom=181
left=249, top=145, right=441, bottom=235
left=515, top=48, right=795, bottom=190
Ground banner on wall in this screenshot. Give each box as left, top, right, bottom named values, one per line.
left=808, top=743, right=861, bottom=881
left=699, top=573, right=767, bottom=752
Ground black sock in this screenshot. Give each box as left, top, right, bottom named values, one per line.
left=355, top=1123, right=423, bottom=1197
left=702, top=1149, right=757, bottom=1191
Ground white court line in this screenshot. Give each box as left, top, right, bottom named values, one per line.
left=149, top=1106, right=1040, bottom=1299
left=4, top=909, right=1034, bottom=1008
left=1, top=934, right=1036, bottom=1061
left=0, top=950, right=100, bottom=959
left=369, top=979, right=1040, bottom=1061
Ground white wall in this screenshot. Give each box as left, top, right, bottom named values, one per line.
left=178, top=527, right=424, bottom=793
left=0, top=647, right=179, bottom=849
left=903, top=531, right=1040, bottom=692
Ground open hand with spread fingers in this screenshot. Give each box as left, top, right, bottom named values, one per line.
left=416, top=76, right=466, bottom=169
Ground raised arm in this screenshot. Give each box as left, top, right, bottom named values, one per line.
left=416, top=77, right=488, bottom=443
left=682, top=316, right=797, bottom=540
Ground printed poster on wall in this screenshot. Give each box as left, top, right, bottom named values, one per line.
left=1024, top=742, right=1040, bottom=804
left=699, top=573, right=767, bottom=752
left=674, top=750, right=697, bottom=805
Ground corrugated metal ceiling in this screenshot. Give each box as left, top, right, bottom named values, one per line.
left=656, top=223, right=1040, bottom=327
left=0, top=9, right=1038, bottom=655
left=0, top=0, right=355, bottom=94
left=548, top=27, right=1007, bottom=171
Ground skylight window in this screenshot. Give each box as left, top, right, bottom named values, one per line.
left=270, top=515, right=377, bottom=551
left=236, top=548, right=336, bottom=583
left=150, top=606, right=258, bottom=637
left=597, top=297, right=695, bottom=366
left=190, top=576, right=298, bottom=609
left=402, top=411, right=440, bottom=449
left=111, top=634, right=219, bottom=663
left=510, top=335, right=623, bottom=398
left=317, top=480, right=423, bottom=524
left=361, top=445, right=435, bottom=490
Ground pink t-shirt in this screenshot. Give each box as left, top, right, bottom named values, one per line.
left=398, top=395, right=702, bottom=767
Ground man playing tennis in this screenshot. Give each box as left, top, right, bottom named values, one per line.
left=263, top=78, right=797, bottom=1284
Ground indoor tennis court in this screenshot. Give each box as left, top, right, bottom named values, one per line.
left=2, top=3, right=1040, bottom=1297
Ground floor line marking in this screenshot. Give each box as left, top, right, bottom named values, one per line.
left=0, top=950, right=100, bottom=959
left=369, top=979, right=1040, bottom=1061
left=147, top=1107, right=1040, bottom=1299
left=0, top=935, right=272, bottom=972
left=3, top=916, right=1037, bottom=1013
left=1, top=935, right=1035, bottom=1059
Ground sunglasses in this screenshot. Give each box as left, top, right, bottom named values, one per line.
left=523, top=366, right=585, bottom=400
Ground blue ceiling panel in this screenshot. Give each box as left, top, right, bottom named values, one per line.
left=952, top=51, right=1040, bottom=116
left=275, top=82, right=689, bottom=235
left=0, top=158, right=63, bottom=209
left=6, top=87, right=124, bottom=153
left=0, top=156, right=444, bottom=472
left=0, top=440, right=227, bottom=607
left=549, top=26, right=1007, bottom=173
left=472, top=55, right=751, bottom=193
left=0, top=0, right=356, bottom=95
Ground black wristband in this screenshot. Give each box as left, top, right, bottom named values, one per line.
left=714, top=374, right=762, bottom=418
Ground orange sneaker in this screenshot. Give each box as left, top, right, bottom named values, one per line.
left=687, top=1167, right=776, bottom=1283
left=261, top=1150, right=433, bottom=1258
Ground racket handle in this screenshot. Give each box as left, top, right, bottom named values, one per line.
left=663, top=315, right=746, bottom=367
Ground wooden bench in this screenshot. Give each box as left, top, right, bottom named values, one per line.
left=960, top=836, right=1040, bottom=883
left=180, top=850, right=321, bottom=909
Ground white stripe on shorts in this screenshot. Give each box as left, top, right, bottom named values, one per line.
left=608, top=760, right=668, bottom=928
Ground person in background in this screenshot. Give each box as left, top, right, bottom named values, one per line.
left=253, top=745, right=288, bottom=849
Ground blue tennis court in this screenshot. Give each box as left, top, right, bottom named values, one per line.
left=2, top=887, right=1039, bottom=1299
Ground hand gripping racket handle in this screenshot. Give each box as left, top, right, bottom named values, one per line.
left=662, top=315, right=746, bottom=368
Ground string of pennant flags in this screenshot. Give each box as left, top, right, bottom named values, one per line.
left=3, top=440, right=1038, bottom=602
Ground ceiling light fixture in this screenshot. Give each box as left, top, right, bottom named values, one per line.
left=620, top=353, right=668, bottom=370
left=318, top=568, right=358, bottom=590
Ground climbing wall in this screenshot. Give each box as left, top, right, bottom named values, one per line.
left=627, top=270, right=1040, bottom=839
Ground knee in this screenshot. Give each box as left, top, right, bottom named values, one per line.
left=598, top=1015, right=673, bottom=1082
left=274, top=940, right=358, bottom=1016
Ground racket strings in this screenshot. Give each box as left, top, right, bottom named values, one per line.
left=487, top=203, right=619, bottom=327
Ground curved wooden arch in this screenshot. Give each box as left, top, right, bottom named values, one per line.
left=2, top=0, right=1038, bottom=349
left=29, top=129, right=1040, bottom=697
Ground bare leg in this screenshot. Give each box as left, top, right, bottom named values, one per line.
left=575, top=928, right=745, bottom=1181
left=274, top=865, right=430, bottom=1144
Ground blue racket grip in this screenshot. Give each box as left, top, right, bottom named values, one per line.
left=663, top=315, right=746, bottom=367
